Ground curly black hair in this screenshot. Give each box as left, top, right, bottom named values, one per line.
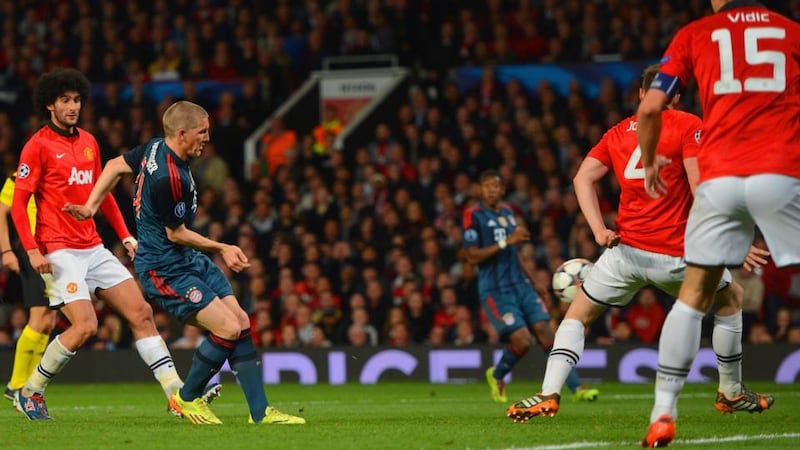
left=33, top=68, right=90, bottom=119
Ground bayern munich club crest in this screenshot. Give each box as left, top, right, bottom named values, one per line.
left=186, top=287, right=203, bottom=304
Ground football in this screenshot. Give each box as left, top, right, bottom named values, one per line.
left=552, top=258, right=594, bottom=304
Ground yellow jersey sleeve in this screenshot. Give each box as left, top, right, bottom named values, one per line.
left=0, top=177, right=14, bottom=207
left=1, top=176, right=37, bottom=234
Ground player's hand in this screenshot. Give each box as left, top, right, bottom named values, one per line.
left=2, top=250, right=20, bottom=272
left=27, top=249, right=52, bottom=274
left=742, top=246, right=770, bottom=272
left=644, top=155, right=671, bottom=199
left=508, top=227, right=530, bottom=245
left=122, top=237, right=138, bottom=261
left=62, top=202, right=95, bottom=221
left=221, top=244, right=251, bottom=273
left=594, top=229, right=621, bottom=248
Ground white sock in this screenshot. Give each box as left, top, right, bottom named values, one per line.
left=650, top=301, right=705, bottom=423
left=541, top=319, right=585, bottom=395
left=23, top=335, right=75, bottom=396
left=713, top=312, right=743, bottom=398
left=135, top=335, right=183, bottom=398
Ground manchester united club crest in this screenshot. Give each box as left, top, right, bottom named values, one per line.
left=84, top=147, right=94, bottom=161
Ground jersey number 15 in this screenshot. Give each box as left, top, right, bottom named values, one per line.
left=711, top=27, right=786, bottom=95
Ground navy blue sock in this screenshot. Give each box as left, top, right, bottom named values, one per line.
left=180, top=334, right=235, bottom=401
left=493, top=344, right=526, bottom=379
left=229, top=329, right=268, bottom=421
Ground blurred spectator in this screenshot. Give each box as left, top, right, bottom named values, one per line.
left=773, top=307, right=793, bottom=343
left=348, top=323, right=372, bottom=347
left=153, top=310, right=174, bottom=345
left=626, top=287, right=666, bottom=344
left=312, top=104, right=343, bottom=155
left=612, top=321, right=635, bottom=343
left=254, top=116, right=297, bottom=178
left=295, top=305, right=315, bottom=346
left=749, top=322, right=774, bottom=344
left=190, top=142, right=229, bottom=192
left=308, top=325, right=332, bottom=348
left=280, top=323, right=300, bottom=348
left=787, top=326, right=800, bottom=344
left=171, top=325, right=206, bottom=349
left=732, top=267, right=765, bottom=336
left=0, top=330, right=13, bottom=349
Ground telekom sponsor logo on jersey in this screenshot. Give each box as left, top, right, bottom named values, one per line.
left=68, top=167, right=93, bottom=185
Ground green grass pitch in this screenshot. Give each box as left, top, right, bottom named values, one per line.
left=0, top=381, right=797, bottom=449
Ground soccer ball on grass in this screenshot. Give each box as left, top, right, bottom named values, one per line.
left=551, top=258, right=594, bottom=304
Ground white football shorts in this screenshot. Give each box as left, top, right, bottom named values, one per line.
left=581, top=243, right=731, bottom=308
left=44, top=244, right=133, bottom=307
left=686, top=175, right=800, bottom=268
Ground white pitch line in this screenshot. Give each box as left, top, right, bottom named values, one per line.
left=502, top=432, right=800, bottom=450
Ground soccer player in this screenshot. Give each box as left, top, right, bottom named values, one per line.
left=463, top=170, right=598, bottom=404
left=11, top=68, right=185, bottom=420
left=65, top=101, right=304, bottom=425
left=0, top=174, right=57, bottom=401
left=637, top=1, right=800, bottom=446
left=506, top=65, right=771, bottom=425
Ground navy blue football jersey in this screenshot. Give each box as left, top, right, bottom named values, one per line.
left=462, top=202, right=529, bottom=292
left=123, top=138, right=199, bottom=271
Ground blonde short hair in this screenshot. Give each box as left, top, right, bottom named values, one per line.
left=162, top=101, right=208, bottom=138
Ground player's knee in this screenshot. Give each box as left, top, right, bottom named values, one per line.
left=126, top=301, right=156, bottom=330
left=72, top=318, right=99, bottom=343
left=28, top=309, right=57, bottom=334
left=511, top=331, right=534, bottom=353
left=235, top=309, right=250, bottom=330
left=216, top=320, right=243, bottom=341
left=719, top=281, right=744, bottom=310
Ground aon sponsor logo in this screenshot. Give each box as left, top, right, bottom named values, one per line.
left=68, top=167, right=93, bottom=185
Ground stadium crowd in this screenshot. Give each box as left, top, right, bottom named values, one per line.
left=1, top=0, right=800, bottom=351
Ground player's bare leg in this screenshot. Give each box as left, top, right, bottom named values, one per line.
left=15, top=300, right=93, bottom=420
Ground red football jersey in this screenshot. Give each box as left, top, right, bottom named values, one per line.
left=14, top=124, right=104, bottom=252
left=588, top=109, right=701, bottom=256
left=659, top=3, right=800, bottom=183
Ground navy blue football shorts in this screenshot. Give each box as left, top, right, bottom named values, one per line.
left=138, top=252, right=234, bottom=322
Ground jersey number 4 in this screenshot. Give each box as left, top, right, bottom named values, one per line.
left=711, top=27, right=786, bottom=94
left=624, top=145, right=645, bottom=180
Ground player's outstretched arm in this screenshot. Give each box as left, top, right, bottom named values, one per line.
left=165, top=223, right=251, bottom=272
left=63, top=156, right=132, bottom=220
left=573, top=157, right=620, bottom=248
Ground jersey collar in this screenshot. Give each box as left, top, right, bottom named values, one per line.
left=479, top=200, right=501, bottom=213
left=718, top=1, right=764, bottom=12
left=46, top=120, right=79, bottom=138
left=163, top=141, right=190, bottom=167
